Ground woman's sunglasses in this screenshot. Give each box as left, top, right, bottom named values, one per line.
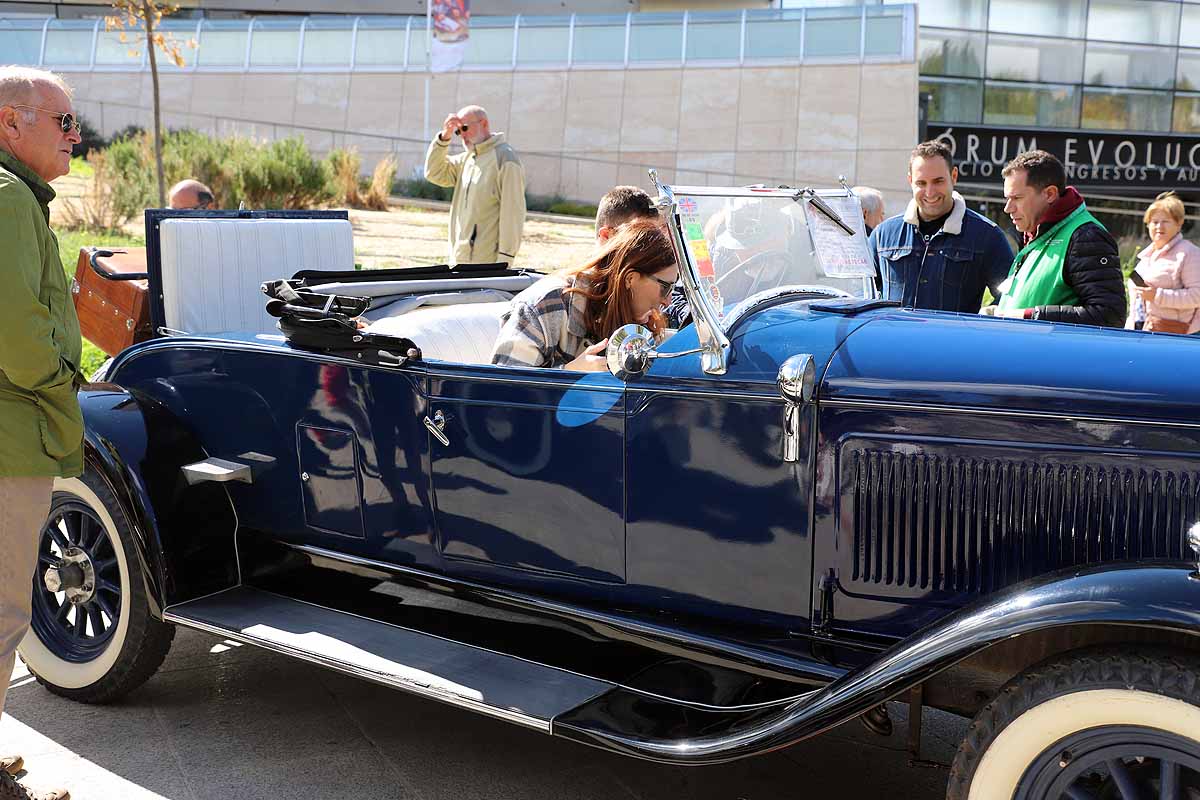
left=13, top=105, right=81, bottom=135
left=649, top=275, right=676, bottom=300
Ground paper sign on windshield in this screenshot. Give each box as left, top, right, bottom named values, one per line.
left=801, top=195, right=876, bottom=279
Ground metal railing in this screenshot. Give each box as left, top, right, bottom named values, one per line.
left=0, top=5, right=915, bottom=73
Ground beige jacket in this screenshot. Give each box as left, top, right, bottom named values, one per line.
left=425, top=132, right=526, bottom=266
left=1131, top=234, right=1200, bottom=334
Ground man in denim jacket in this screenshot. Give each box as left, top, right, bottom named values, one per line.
left=868, top=141, right=1014, bottom=312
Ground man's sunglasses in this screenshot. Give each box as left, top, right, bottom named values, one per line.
left=649, top=274, right=676, bottom=300
left=12, top=105, right=81, bottom=135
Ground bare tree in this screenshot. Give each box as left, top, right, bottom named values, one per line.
left=106, top=1, right=195, bottom=206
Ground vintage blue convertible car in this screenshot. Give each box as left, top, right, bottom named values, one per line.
left=22, top=182, right=1200, bottom=800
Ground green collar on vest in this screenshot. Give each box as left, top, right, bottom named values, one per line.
left=1016, top=203, right=1090, bottom=261
left=0, top=149, right=57, bottom=210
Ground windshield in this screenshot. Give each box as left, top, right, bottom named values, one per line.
left=669, top=189, right=876, bottom=329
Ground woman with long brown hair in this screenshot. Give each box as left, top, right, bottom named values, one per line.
left=490, top=218, right=679, bottom=371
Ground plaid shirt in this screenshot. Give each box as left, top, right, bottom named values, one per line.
left=490, top=274, right=595, bottom=368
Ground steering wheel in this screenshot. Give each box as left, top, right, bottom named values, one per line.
left=714, top=248, right=794, bottom=299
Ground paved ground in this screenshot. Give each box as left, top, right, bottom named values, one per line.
left=1, top=629, right=965, bottom=800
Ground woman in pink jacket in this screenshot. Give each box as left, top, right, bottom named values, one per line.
left=1130, top=192, right=1200, bottom=334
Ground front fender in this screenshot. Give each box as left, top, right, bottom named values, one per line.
left=79, top=384, right=239, bottom=612
left=555, top=563, right=1200, bottom=763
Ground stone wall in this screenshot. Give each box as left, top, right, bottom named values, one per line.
left=68, top=60, right=918, bottom=212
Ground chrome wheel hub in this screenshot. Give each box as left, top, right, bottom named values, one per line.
left=43, top=546, right=96, bottom=605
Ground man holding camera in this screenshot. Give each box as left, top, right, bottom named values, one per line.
left=424, top=105, right=526, bottom=267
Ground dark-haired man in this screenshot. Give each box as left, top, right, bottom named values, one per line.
left=868, top=140, right=1013, bottom=312
left=595, top=185, right=658, bottom=244
left=991, top=150, right=1124, bottom=327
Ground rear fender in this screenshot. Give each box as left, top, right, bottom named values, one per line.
left=79, top=385, right=239, bottom=613
left=554, top=563, right=1200, bottom=763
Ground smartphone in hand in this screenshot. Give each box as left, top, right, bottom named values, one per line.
left=1130, top=270, right=1147, bottom=287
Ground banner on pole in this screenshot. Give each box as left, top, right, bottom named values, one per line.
left=431, top=0, right=470, bottom=73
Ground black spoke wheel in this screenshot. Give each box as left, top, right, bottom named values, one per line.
left=1016, top=727, right=1200, bottom=800
left=948, top=650, right=1200, bottom=800
left=31, top=500, right=123, bottom=662
left=19, top=469, right=174, bottom=704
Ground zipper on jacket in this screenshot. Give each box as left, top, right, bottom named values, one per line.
left=912, top=230, right=941, bottom=308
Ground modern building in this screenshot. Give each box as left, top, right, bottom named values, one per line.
left=913, top=0, right=1200, bottom=232
left=0, top=5, right=920, bottom=208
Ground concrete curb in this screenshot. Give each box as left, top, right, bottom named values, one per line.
left=386, top=195, right=594, bottom=227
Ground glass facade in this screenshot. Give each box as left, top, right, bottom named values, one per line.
left=916, top=0, right=1200, bottom=134
left=10, top=6, right=915, bottom=71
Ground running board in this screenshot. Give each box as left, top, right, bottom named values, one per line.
left=164, top=586, right=614, bottom=731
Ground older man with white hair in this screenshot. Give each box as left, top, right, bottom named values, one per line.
left=0, top=65, right=81, bottom=800
left=425, top=104, right=526, bottom=266
left=852, top=185, right=886, bottom=234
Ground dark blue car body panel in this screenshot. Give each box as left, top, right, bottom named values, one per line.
left=96, top=297, right=1200, bottom=636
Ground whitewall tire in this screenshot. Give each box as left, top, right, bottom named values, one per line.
left=18, top=468, right=174, bottom=703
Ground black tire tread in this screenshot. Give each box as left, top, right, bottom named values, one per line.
left=946, top=647, right=1200, bottom=800
left=29, top=468, right=175, bottom=704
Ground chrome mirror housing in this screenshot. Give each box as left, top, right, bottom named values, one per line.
left=777, top=354, right=816, bottom=404
left=606, top=324, right=655, bottom=380
left=777, top=354, right=816, bottom=463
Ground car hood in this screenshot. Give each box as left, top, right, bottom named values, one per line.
left=820, top=308, right=1200, bottom=424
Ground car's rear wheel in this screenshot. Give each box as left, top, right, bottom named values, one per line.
left=948, top=649, right=1200, bottom=800
left=18, top=469, right=174, bottom=703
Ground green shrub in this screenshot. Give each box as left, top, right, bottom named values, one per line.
left=526, top=193, right=597, bottom=219
left=235, top=137, right=330, bottom=209
left=392, top=172, right=453, bottom=202
left=98, top=133, right=156, bottom=223
left=162, top=128, right=242, bottom=208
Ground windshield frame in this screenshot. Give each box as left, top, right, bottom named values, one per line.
left=656, top=181, right=877, bottom=376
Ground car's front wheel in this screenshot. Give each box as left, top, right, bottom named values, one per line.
left=18, top=468, right=174, bottom=703
left=948, top=649, right=1200, bottom=800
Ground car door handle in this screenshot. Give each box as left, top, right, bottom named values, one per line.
left=424, top=410, right=450, bottom=447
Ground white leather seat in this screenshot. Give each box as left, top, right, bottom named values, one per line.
left=159, top=218, right=355, bottom=335
left=367, top=301, right=510, bottom=364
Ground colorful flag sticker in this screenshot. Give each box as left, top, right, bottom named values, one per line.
left=696, top=258, right=715, bottom=278
left=679, top=197, right=698, bottom=214
left=685, top=222, right=704, bottom=240
left=691, top=240, right=710, bottom=261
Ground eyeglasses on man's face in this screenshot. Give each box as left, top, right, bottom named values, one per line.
left=11, top=105, right=81, bottom=135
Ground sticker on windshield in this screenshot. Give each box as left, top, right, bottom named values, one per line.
left=679, top=197, right=698, bottom=214
left=685, top=222, right=704, bottom=240
left=691, top=238, right=715, bottom=278
left=705, top=277, right=724, bottom=316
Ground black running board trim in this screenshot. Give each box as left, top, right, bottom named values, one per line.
left=164, top=586, right=614, bottom=731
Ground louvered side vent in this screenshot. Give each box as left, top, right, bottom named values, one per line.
left=847, top=449, right=1200, bottom=595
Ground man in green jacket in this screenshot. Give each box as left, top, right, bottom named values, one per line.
left=0, top=66, right=82, bottom=800
left=425, top=105, right=526, bottom=267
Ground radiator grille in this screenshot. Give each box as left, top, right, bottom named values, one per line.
left=847, top=450, right=1199, bottom=594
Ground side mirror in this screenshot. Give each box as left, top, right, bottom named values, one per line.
left=777, top=354, right=816, bottom=404
left=777, top=354, right=816, bottom=463
left=606, top=324, right=655, bottom=380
